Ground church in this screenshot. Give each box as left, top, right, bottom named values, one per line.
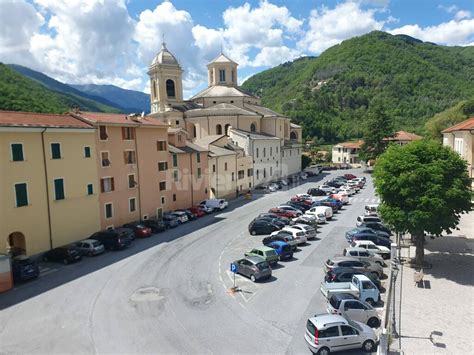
left=148, top=42, right=303, bottom=199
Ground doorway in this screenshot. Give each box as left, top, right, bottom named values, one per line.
left=7, top=232, right=26, bottom=256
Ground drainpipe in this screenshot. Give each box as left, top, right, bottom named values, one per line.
left=235, top=153, right=238, bottom=197
left=189, top=152, right=194, bottom=206
left=41, top=129, right=53, bottom=250
left=134, top=128, right=143, bottom=219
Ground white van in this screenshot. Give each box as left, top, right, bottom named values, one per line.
left=199, top=199, right=228, bottom=211
left=356, top=215, right=381, bottom=227
left=306, top=206, right=333, bottom=220
left=364, top=204, right=379, bottom=216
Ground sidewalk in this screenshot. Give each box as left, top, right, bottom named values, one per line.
left=390, top=211, right=474, bottom=354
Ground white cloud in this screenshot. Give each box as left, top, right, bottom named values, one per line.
left=251, top=46, right=301, bottom=67
left=454, top=10, right=471, bottom=20
left=0, top=0, right=44, bottom=67
left=298, top=2, right=385, bottom=54
left=389, top=18, right=474, bottom=46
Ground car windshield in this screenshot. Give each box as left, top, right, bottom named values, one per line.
left=266, top=250, right=278, bottom=257
left=256, top=262, right=269, bottom=270
left=306, top=320, right=316, bottom=335
left=92, top=241, right=101, bottom=247
left=348, top=319, right=363, bottom=331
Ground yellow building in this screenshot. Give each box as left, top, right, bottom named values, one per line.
left=0, top=111, right=100, bottom=256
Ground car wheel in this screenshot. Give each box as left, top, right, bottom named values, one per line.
left=251, top=230, right=257, bottom=236
left=250, top=274, right=256, bottom=282
left=365, top=298, right=375, bottom=306
left=317, top=347, right=330, bottom=355
left=368, top=317, right=380, bottom=328
left=362, top=340, right=375, bottom=352
left=63, top=259, right=69, bottom=265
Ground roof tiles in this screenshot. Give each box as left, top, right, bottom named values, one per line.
left=0, top=110, right=92, bottom=129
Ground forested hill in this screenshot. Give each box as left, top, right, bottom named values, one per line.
left=241, top=31, right=474, bottom=142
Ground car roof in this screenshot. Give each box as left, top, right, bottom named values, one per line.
left=329, top=256, right=363, bottom=262
left=79, top=239, right=97, bottom=243
left=331, top=293, right=358, bottom=302
left=308, top=314, right=348, bottom=329
left=245, top=256, right=266, bottom=263
left=251, top=246, right=274, bottom=252
left=345, top=247, right=370, bottom=253
left=269, top=240, right=287, bottom=246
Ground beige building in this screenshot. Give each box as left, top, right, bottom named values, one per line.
left=146, top=44, right=303, bottom=193
left=332, top=141, right=363, bottom=166
left=0, top=111, right=100, bottom=256
left=442, top=117, right=474, bottom=185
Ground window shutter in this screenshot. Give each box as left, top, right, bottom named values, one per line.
left=121, top=127, right=126, bottom=140
left=111, top=178, right=115, bottom=191
left=132, top=128, right=136, bottom=139
left=100, top=179, right=105, bottom=193
left=124, top=151, right=128, bottom=164
left=15, top=183, right=28, bottom=207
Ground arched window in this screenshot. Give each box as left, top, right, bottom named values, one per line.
left=250, top=123, right=256, bottom=132
left=290, top=131, right=298, bottom=140
left=166, top=79, right=176, bottom=98
left=225, top=124, right=230, bottom=135
left=151, top=80, right=156, bottom=99
left=216, top=124, right=222, bottom=135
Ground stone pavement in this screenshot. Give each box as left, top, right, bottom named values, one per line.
left=390, top=211, right=474, bottom=354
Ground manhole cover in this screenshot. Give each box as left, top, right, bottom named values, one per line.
left=130, top=287, right=164, bottom=302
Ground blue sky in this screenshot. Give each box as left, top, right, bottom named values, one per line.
left=1, top=0, right=473, bottom=98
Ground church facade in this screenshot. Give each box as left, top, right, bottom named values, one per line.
left=148, top=43, right=302, bottom=199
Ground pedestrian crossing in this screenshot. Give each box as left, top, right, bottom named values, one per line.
left=349, top=197, right=380, bottom=203
left=39, top=266, right=58, bottom=277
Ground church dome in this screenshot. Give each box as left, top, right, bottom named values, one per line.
left=151, top=43, right=179, bottom=66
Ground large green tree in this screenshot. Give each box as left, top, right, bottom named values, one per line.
left=373, top=140, right=472, bottom=265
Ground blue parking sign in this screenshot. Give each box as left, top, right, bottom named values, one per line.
left=230, top=263, right=237, bottom=273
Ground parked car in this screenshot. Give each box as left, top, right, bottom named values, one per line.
left=123, top=222, right=153, bottom=238
left=343, top=247, right=386, bottom=266
left=304, top=314, right=377, bottom=354
left=263, top=231, right=298, bottom=250
left=319, top=185, right=337, bottom=193
left=344, top=173, right=357, bottom=180
left=232, top=256, right=272, bottom=282
left=199, top=199, right=228, bottom=211
left=292, top=214, right=318, bottom=225
left=326, top=180, right=344, bottom=188
left=312, top=199, right=338, bottom=213
left=279, top=179, right=288, bottom=186
left=306, top=206, right=333, bottom=220
left=43, top=246, right=82, bottom=265
left=248, top=219, right=280, bottom=235
left=329, top=192, right=349, bottom=205
left=364, top=204, right=379, bottom=216
left=169, top=211, right=189, bottom=224
left=320, top=274, right=381, bottom=305
left=266, top=240, right=293, bottom=261
left=281, top=226, right=308, bottom=245
left=356, top=215, right=382, bottom=227
left=188, top=206, right=206, bottom=217
left=346, top=226, right=390, bottom=240
left=288, top=224, right=317, bottom=240
left=90, top=228, right=134, bottom=250
left=244, top=246, right=279, bottom=266
left=141, top=219, right=166, bottom=233
left=339, top=186, right=355, bottom=196
left=12, top=255, right=40, bottom=283
left=175, top=209, right=197, bottom=221
left=351, top=233, right=392, bottom=249
left=325, top=256, right=384, bottom=278
left=277, top=205, right=303, bottom=216
left=324, top=267, right=382, bottom=291
left=268, top=207, right=299, bottom=219
left=321, top=197, right=343, bottom=210
left=350, top=240, right=391, bottom=259
left=254, top=185, right=270, bottom=193
left=285, top=201, right=310, bottom=212
left=257, top=213, right=291, bottom=225
left=307, top=188, right=328, bottom=196
left=327, top=293, right=380, bottom=328
left=162, top=214, right=179, bottom=228
left=74, top=239, right=105, bottom=256
left=360, top=222, right=392, bottom=236
left=253, top=216, right=285, bottom=229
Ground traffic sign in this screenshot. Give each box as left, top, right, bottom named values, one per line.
left=230, top=263, right=237, bottom=273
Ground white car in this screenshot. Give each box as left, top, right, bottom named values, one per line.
left=281, top=226, right=307, bottom=245
left=292, top=214, right=317, bottom=225
left=330, top=192, right=349, bottom=205
left=268, top=183, right=278, bottom=192
left=170, top=211, right=189, bottom=223
left=305, top=314, right=377, bottom=354
left=350, top=240, right=391, bottom=259
left=289, top=224, right=317, bottom=240
left=343, top=247, right=386, bottom=266
left=199, top=199, right=228, bottom=211
left=339, top=187, right=355, bottom=196
left=356, top=215, right=382, bottom=227
left=306, top=206, right=333, bottom=220
left=364, top=204, right=379, bottom=216
left=319, top=185, right=337, bottom=193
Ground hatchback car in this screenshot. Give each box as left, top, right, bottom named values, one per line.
left=287, top=224, right=317, bottom=240
left=304, top=314, right=377, bottom=354
left=266, top=241, right=293, bottom=261
left=43, top=246, right=82, bottom=264
left=356, top=215, right=382, bottom=227
left=352, top=233, right=392, bottom=249
left=281, top=226, right=307, bottom=245
left=350, top=240, right=391, bottom=259
left=325, top=257, right=384, bottom=278
left=244, top=246, right=279, bottom=266
left=324, top=267, right=382, bottom=291
left=162, top=214, right=179, bottom=228
left=257, top=213, right=291, bottom=225
left=327, top=293, right=380, bottom=328
left=123, top=222, right=152, bottom=238
left=292, top=214, right=318, bottom=226
left=12, top=255, right=40, bottom=283
left=360, top=222, right=392, bottom=236
left=188, top=206, right=206, bottom=217
left=175, top=209, right=197, bottom=221
left=307, top=188, right=327, bottom=196
left=253, top=217, right=285, bottom=229
left=343, top=247, right=386, bottom=266
left=268, top=207, right=299, bottom=219
left=277, top=205, right=303, bottom=216
left=141, top=219, right=166, bottom=233
left=233, top=256, right=272, bottom=282
left=90, top=228, right=134, bottom=250
left=263, top=231, right=298, bottom=250
left=248, top=219, right=280, bottom=235
left=74, top=239, right=105, bottom=256
left=169, top=211, right=189, bottom=224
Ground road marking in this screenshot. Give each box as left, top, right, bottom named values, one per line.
left=40, top=269, right=58, bottom=276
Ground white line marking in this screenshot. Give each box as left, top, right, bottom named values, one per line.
left=40, top=269, right=58, bottom=276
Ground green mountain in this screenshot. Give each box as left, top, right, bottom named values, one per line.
left=241, top=31, right=474, bottom=142
left=0, top=63, right=121, bottom=114
left=425, top=98, right=474, bottom=138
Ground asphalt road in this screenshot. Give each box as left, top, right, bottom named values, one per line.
left=0, top=168, right=382, bottom=354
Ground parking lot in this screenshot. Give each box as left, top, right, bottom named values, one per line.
left=0, top=168, right=387, bottom=354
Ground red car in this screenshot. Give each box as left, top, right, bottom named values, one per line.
left=291, top=196, right=313, bottom=206
left=269, top=208, right=298, bottom=219
left=123, top=222, right=152, bottom=238
left=188, top=206, right=206, bottom=217
left=344, top=173, right=357, bottom=180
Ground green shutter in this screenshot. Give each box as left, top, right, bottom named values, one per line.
left=84, top=146, right=91, bottom=158
left=172, top=154, right=178, bottom=167
left=15, top=183, right=28, bottom=207
left=54, top=179, right=65, bottom=200
left=196, top=152, right=201, bottom=163
left=87, top=184, right=94, bottom=195
left=11, top=144, right=24, bottom=161
left=51, top=143, right=61, bottom=159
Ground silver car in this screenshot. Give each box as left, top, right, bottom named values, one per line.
left=305, top=314, right=377, bottom=354
left=327, top=293, right=380, bottom=328
left=289, top=224, right=317, bottom=240
left=233, top=256, right=272, bottom=282
left=74, top=239, right=105, bottom=256
left=343, top=247, right=386, bottom=267
left=325, top=256, right=384, bottom=278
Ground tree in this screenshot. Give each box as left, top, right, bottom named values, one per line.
left=373, top=140, right=472, bottom=265
left=302, top=154, right=312, bottom=170
left=359, top=100, right=395, bottom=162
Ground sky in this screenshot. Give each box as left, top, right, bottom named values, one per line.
left=0, top=0, right=473, bottom=98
